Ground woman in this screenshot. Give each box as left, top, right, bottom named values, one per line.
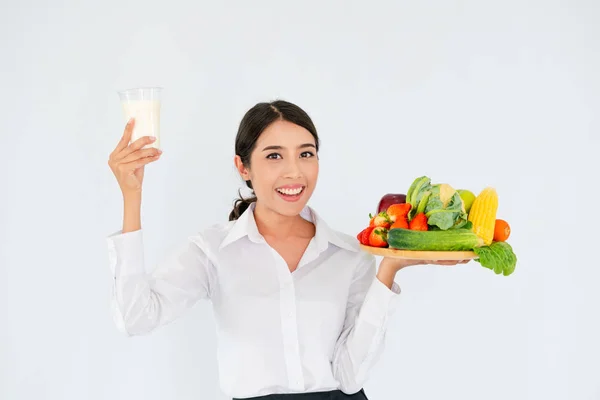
left=106, top=100, right=465, bottom=399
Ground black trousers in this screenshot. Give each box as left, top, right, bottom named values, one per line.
left=233, top=388, right=368, bottom=400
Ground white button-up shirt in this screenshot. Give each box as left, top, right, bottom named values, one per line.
left=106, top=203, right=401, bottom=399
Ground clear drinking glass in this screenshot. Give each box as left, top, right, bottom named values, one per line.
left=118, top=87, right=162, bottom=149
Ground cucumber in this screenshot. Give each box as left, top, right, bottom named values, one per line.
left=387, top=228, right=484, bottom=251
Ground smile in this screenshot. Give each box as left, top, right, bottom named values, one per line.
left=276, top=186, right=305, bottom=195
left=275, top=185, right=306, bottom=202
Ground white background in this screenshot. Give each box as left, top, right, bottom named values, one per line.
left=1, top=1, right=599, bottom=399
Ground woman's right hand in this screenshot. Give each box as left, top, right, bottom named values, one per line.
left=108, top=118, right=162, bottom=196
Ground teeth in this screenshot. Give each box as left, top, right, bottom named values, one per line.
left=277, top=187, right=303, bottom=195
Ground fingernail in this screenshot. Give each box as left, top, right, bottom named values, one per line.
left=150, top=137, right=156, bottom=141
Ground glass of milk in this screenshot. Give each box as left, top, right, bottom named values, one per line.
left=118, top=87, right=162, bottom=149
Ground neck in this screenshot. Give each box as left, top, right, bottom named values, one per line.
left=253, top=201, right=313, bottom=240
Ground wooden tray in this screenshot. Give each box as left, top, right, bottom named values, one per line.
left=359, top=244, right=478, bottom=261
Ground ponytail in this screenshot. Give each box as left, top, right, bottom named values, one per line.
left=228, top=181, right=257, bottom=221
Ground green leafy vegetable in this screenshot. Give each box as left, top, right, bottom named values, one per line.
left=425, top=185, right=468, bottom=230
left=473, top=241, right=517, bottom=276
left=406, top=176, right=468, bottom=230
left=429, top=221, right=473, bottom=231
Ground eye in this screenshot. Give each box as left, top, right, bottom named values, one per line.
left=300, top=151, right=315, bottom=158
left=266, top=153, right=281, bottom=160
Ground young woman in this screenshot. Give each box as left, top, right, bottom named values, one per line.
left=106, top=100, right=466, bottom=400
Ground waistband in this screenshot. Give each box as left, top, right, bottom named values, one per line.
left=233, top=388, right=368, bottom=400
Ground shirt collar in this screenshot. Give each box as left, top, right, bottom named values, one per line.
left=219, top=202, right=358, bottom=253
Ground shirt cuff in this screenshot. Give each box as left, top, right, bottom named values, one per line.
left=106, top=229, right=145, bottom=278
left=357, top=277, right=401, bottom=327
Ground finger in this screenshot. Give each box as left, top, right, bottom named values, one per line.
left=113, top=118, right=135, bottom=155
left=123, top=153, right=161, bottom=170
left=120, top=147, right=162, bottom=164
left=116, top=135, right=157, bottom=161
left=434, top=260, right=459, bottom=266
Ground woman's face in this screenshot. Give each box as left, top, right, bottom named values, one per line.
left=236, top=119, right=319, bottom=217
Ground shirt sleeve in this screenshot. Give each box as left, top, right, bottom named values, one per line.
left=331, top=252, right=400, bottom=394
left=106, top=228, right=215, bottom=336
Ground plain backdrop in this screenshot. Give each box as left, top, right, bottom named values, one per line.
left=1, top=1, right=599, bottom=399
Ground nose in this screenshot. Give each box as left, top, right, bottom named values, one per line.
left=282, top=157, right=303, bottom=179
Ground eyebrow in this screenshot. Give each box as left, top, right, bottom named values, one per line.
left=262, top=143, right=316, bottom=151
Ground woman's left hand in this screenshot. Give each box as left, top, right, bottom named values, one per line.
left=380, top=257, right=471, bottom=273
left=376, top=257, right=471, bottom=289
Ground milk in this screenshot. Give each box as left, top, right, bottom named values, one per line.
left=122, top=100, right=161, bottom=149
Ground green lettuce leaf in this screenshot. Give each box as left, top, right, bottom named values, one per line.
left=422, top=185, right=468, bottom=230
left=473, top=241, right=517, bottom=276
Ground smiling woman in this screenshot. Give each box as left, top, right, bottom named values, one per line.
left=229, top=101, right=320, bottom=221
left=106, top=99, right=466, bottom=400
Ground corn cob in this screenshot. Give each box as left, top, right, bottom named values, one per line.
left=467, top=187, right=498, bottom=245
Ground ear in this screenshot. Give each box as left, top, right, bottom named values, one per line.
left=234, top=155, right=250, bottom=180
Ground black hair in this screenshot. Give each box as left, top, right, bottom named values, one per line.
left=228, top=100, right=320, bottom=221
